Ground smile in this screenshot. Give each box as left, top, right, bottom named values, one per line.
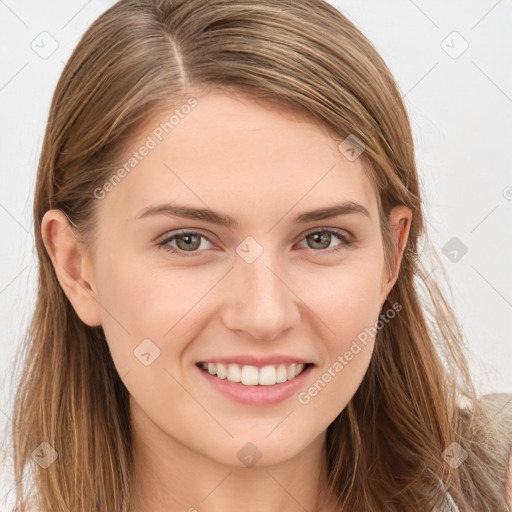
left=198, top=361, right=311, bottom=386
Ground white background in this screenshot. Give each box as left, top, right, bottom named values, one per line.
left=1, top=0, right=511, bottom=507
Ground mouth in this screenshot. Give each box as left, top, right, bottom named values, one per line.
left=196, top=361, right=314, bottom=386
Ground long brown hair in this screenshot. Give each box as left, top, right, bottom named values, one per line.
left=7, top=0, right=511, bottom=510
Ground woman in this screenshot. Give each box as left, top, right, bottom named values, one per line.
left=8, top=0, right=512, bottom=510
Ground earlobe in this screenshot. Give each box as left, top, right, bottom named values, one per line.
left=41, top=210, right=102, bottom=327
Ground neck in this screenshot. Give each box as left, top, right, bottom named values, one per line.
left=127, top=401, right=338, bottom=512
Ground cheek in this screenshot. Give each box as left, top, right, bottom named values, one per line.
left=93, top=248, right=219, bottom=371
left=90, top=245, right=173, bottom=369
left=93, top=242, right=173, bottom=332
left=303, top=259, right=383, bottom=343
left=294, top=262, right=383, bottom=413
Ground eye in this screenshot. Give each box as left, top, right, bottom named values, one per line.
left=157, top=227, right=352, bottom=257
left=157, top=230, right=213, bottom=256
left=296, top=228, right=352, bottom=255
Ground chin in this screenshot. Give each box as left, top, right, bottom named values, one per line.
left=206, top=428, right=321, bottom=469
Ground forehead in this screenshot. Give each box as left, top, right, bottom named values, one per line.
left=96, top=91, right=378, bottom=228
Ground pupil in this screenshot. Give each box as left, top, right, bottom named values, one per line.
left=179, top=234, right=199, bottom=250
left=310, top=232, right=329, bottom=249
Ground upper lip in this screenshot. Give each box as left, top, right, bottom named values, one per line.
left=197, top=354, right=314, bottom=367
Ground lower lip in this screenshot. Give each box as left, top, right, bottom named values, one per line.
left=196, top=364, right=313, bottom=405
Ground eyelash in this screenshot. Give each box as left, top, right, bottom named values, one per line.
left=156, top=228, right=353, bottom=258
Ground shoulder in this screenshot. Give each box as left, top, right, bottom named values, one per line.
left=478, top=393, right=512, bottom=508
left=438, top=491, right=460, bottom=511
left=507, top=454, right=512, bottom=509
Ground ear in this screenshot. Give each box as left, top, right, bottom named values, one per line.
left=379, top=205, right=412, bottom=306
left=41, top=209, right=102, bottom=327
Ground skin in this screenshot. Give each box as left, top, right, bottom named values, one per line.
left=42, top=89, right=412, bottom=512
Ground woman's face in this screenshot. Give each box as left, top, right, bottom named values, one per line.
left=70, top=90, right=409, bottom=467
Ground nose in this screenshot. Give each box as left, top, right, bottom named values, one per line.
left=220, top=250, right=301, bottom=342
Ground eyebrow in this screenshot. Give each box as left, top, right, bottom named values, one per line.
left=135, top=200, right=370, bottom=228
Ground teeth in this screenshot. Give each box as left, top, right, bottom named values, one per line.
left=216, top=362, right=227, bottom=379
left=227, top=364, right=241, bottom=383
left=241, top=365, right=259, bottom=385
left=200, top=362, right=308, bottom=385
left=259, top=365, right=276, bottom=386
left=276, top=364, right=288, bottom=383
